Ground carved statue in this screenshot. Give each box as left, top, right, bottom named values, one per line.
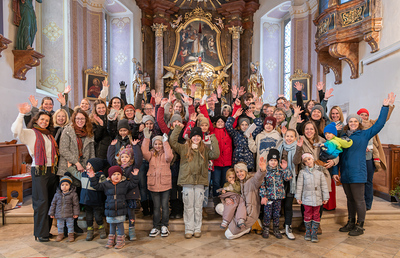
left=212, top=62, right=232, bottom=95
left=171, top=15, right=183, bottom=29
left=215, top=17, right=224, bottom=30
left=163, top=66, right=184, bottom=92
left=248, top=62, right=264, bottom=97
left=13, top=0, right=42, bottom=50
left=132, top=58, right=143, bottom=97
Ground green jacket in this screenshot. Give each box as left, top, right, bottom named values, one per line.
left=169, top=126, right=220, bottom=186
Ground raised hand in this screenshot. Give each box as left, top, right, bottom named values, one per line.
left=132, top=168, right=139, bottom=176
left=316, top=81, right=325, bottom=91
left=217, top=85, right=223, bottom=98
left=111, top=139, right=118, bottom=145
left=151, top=89, right=156, bottom=98
left=211, top=93, right=218, bottom=103
left=93, top=114, right=103, bottom=126
left=131, top=139, right=140, bottom=145
left=294, top=81, right=303, bottom=92
left=293, top=105, right=303, bottom=117
left=238, top=86, right=246, bottom=97
left=175, top=122, right=184, bottom=128
left=297, top=116, right=304, bottom=124
left=281, top=125, right=287, bottom=135
left=175, top=87, right=184, bottom=95
left=259, top=156, right=267, bottom=172
left=233, top=107, right=243, bottom=118
left=336, top=123, right=343, bottom=131
left=102, top=78, right=109, bottom=88
left=255, top=97, right=263, bottom=111
left=139, top=84, right=147, bottom=94
left=57, top=93, right=66, bottom=106
left=297, top=136, right=304, bottom=147
left=18, top=103, right=31, bottom=114
left=139, top=123, right=145, bottom=132
left=280, top=159, right=288, bottom=170
left=389, top=92, right=396, bottom=105
left=28, top=95, right=38, bottom=108
left=231, top=84, right=238, bottom=98
left=155, top=92, right=163, bottom=105
left=190, top=112, right=197, bottom=122
left=64, top=85, right=72, bottom=94
left=168, top=90, right=175, bottom=102
left=324, top=88, right=334, bottom=100
left=161, top=98, right=168, bottom=108
left=245, top=109, right=255, bottom=119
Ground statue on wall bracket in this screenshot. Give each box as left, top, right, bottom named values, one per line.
left=248, top=62, right=264, bottom=97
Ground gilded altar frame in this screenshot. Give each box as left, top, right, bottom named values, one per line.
left=84, top=66, right=108, bottom=101
left=289, top=69, right=311, bottom=103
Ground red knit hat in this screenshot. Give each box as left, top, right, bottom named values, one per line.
left=357, top=108, right=369, bottom=116
left=108, top=166, right=123, bottom=178
left=263, top=116, right=277, bottom=128
left=124, top=104, right=135, bottom=113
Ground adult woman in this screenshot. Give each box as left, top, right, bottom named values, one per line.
left=293, top=121, right=337, bottom=233
left=108, top=96, right=125, bottom=121
left=215, top=158, right=267, bottom=239
left=329, top=106, right=345, bottom=136
left=90, top=99, right=111, bottom=160
left=53, top=108, right=70, bottom=145
left=78, top=98, right=91, bottom=114
left=12, top=104, right=58, bottom=242
left=333, top=94, right=394, bottom=237
left=58, top=108, right=95, bottom=175
left=24, top=96, right=54, bottom=125
left=297, top=105, right=327, bottom=138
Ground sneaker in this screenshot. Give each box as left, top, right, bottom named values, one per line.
left=237, top=219, right=245, bottom=229
left=220, top=220, right=229, bottom=229
left=161, top=226, right=170, bottom=237
left=285, top=225, right=295, bottom=240
left=185, top=233, right=193, bottom=239
left=194, top=231, right=201, bottom=238
left=149, top=228, right=160, bottom=237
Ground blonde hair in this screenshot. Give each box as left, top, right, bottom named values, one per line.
left=185, top=139, right=206, bottom=162
left=53, top=108, right=69, bottom=127
left=225, top=168, right=237, bottom=181
left=329, top=106, right=344, bottom=123
left=116, top=153, right=134, bottom=167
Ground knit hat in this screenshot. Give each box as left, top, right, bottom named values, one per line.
left=142, top=115, right=155, bottom=124
left=263, top=116, right=277, bottom=128
left=152, top=136, right=163, bottom=146
left=168, top=114, right=183, bottom=127
left=197, top=114, right=209, bottom=127
left=124, top=104, right=135, bottom=112
left=214, top=115, right=227, bottom=124
left=311, top=105, right=325, bottom=116
left=119, top=145, right=133, bottom=158
left=117, top=119, right=129, bottom=131
left=60, top=176, right=72, bottom=186
left=346, top=114, right=362, bottom=124
left=87, top=158, right=104, bottom=172
left=357, top=108, right=369, bottom=116
left=190, top=127, right=203, bottom=139
left=238, top=117, right=250, bottom=127
left=222, top=104, right=232, bottom=113
left=108, top=165, right=123, bottom=178
left=324, top=122, right=337, bottom=136
left=234, top=162, right=248, bottom=173
left=301, top=153, right=314, bottom=160
left=267, top=149, right=280, bottom=162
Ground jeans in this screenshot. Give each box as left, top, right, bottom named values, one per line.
left=150, top=190, right=170, bottom=229
left=139, top=160, right=151, bottom=202
left=85, top=205, right=104, bottom=227
left=109, top=222, right=124, bottom=235
left=343, top=183, right=366, bottom=222
left=303, top=205, right=321, bottom=222
left=127, top=199, right=136, bottom=227
left=57, top=217, right=74, bottom=233
left=182, top=185, right=204, bottom=234
left=213, top=166, right=230, bottom=197
left=203, top=170, right=211, bottom=207
left=364, top=159, right=375, bottom=210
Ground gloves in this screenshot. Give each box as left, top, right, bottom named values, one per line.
left=119, top=81, right=127, bottom=91
left=163, top=133, right=168, bottom=142
left=134, top=111, right=143, bottom=124
left=143, top=127, right=151, bottom=139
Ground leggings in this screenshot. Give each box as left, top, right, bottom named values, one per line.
left=263, top=199, right=282, bottom=227
left=342, top=183, right=366, bottom=222
left=282, top=196, right=294, bottom=225
left=109, top=222, right=124, bottom=235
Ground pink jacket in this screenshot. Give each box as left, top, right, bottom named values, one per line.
left=141, top=138, right=174, bottom=192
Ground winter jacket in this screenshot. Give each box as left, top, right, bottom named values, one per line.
left=92, top=115, right=112, bottom=159
left=225, top=116, right=263, bottom=172
left=142, top=138, right=174, bottom=192
left=295, top=165, right=329, bottom=206
left=66, top=166, right=106, bottom=206
left=107, top=144, right=142, bottom=199
left=259, top=166, right=292, bottom=200
left=58, top=124, right=95, bottom=176
left=323, top=136, right=353, bottom=158
left=48, top=186, right=80, bottom=219
left=169, top=126, right=220, bottom=186
left=248, top=129, right=283, bottom=171
left=90, top=174, right=139, bottom=217
left=335, top=106, right=389, bottom=184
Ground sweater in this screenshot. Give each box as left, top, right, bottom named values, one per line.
left=248, top=129, right=283, bottom=171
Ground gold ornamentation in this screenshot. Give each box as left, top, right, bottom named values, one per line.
left=340, top=5, right=365, bottom=27
left=42, top=22, right=63, bottom=42
left=151, top=23, right=167, bottom=37
left=111, top=17, right=130, bottom=33
left=85, top=65, right=108, bottom=76
left=184, top=7, right=212, bottom=22
left=39, top=69, right=66, bottom=93
left=317, top=16, right=331, bottom=38
left=228, top=26, right=243, bottom=40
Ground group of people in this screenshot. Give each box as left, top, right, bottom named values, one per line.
left=11, top=79, right=396, bottom=248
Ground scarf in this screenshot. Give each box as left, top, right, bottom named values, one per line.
left=346, top=129, right=357, bottom=137
left=32, top=126, right=58, bottom=175
left=73, top=124, right=87, bottom=158
left=278, top=140, right=297, bottom=194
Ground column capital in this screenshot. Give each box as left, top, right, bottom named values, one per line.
left=228, top=26, right=244, bottom=40
left=151, top=23, right=167, bottom=37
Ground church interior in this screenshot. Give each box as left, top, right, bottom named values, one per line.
left=0, top=0, right=400, bottom=256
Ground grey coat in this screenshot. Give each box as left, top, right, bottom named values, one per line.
left=58, top=124, right=95, bottom=176
left=48, top=186, right=80, bottom=219
left=295, top=165, right=329, bottom=207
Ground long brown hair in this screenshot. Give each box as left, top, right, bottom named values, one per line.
left=71, top=108, right=93, bottom=137
left=302, top=121, right=319, bottom=146
left=185, top=139, right=206, bottom=162
left=39, top=97, right=54, bottom=110
left=90, top=99, right=108, bottom=125
left=173, top=100, right=186, bottom=119
left=28, top=111, right=54, bottom=133
left=305, top=100, right=318, bottom=117
left=108, top=97, right=125, bottom=110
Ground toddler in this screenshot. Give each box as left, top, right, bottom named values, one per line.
left=296, top=153, right=329, bottom=243
left=48, top=176, right=80, bottom=242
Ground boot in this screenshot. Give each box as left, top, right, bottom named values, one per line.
left=273, top=225, right=282, bottom=239
left=98, top=225, right=107, bottom=239
left=141, top=200, right=150, bottom=217
left=285, top=225, right=295, bottom=240
left=68, top=233, right=75, bottom=242
left=56, top=233, right=64, bottom=242
left=311, top=221, right=320, bottom=243
left=129, top=227, right=137, bottom=241
left=339, top=218, right=356, bottom=232
left=105, top=234, right=115, bottom=248
left=349, top=221, right=365, bottom=236
left=114, top=235, right=125, bottom=249
left=318, top=224, right=322, bottom=235
left=149, top=200, right=154, bottom=216
left=74, top=218, right=83, bottom=235
left=86, top=227, right=94, bottom=241
left=262, top=225, right=269, bottom=239
left=304, top=221, right=312, bottom=241
left=298, top=221, right=306, bottom=232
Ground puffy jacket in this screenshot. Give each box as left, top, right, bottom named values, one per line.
left=90, top=174, right=139, bottom=217
left=142, top=138, right=174, bottom=192
left=169, top=126, right=220, bottom=186
left=295, top=165, right=329, bottom=206
left=48, top=186, right=80, bottom=219
left=259, top=166, right=292, bottom=200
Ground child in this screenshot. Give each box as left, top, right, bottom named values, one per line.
left=89, top=166, right=139, bottom=249
left=260, top=149, right=292, bottom=239
left=109, top=119, right=133, bottom=157
left=295, top=153, right=329, bottom=243
left=142, top=129, right=173, bottom=237
left=316, top=122, right=353, bottom=165
left=48, top=176, right=80, bottom=242
left=107, top=140, right=142, bottom=241
left=66, top=158, right=107, bottom=241
left=218, top=168, right=246, bottom=229
left=169, top=125, right=220, bottom=239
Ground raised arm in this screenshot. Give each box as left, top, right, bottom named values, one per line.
left=132, top=142, right=143, bottom=169
left=141, top=137, right=152, bottom=162
left=207, top=134, right=220, bottom=160
left=169, top=125, right=185, bottom=155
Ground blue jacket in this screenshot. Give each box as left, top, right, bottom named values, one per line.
left=336, top=106, right=389, bottom=184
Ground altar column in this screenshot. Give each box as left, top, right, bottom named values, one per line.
left=229, top=26, right=243, bottom=87
left=152, top=23, right=167, bottom=94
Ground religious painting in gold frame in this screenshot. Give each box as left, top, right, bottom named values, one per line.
left=84, top=66, right=108, bottom=100
left=289, top=69, right=311, bottom=103
left=169, top=8, right=225, bottom=71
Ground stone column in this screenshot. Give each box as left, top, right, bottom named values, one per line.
left=229, top=26, right=243, bottom=87
left=151, top=23, right=167, bottom=94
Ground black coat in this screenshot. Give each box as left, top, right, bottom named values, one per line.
left=92, top=115, right=112, bottom=159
